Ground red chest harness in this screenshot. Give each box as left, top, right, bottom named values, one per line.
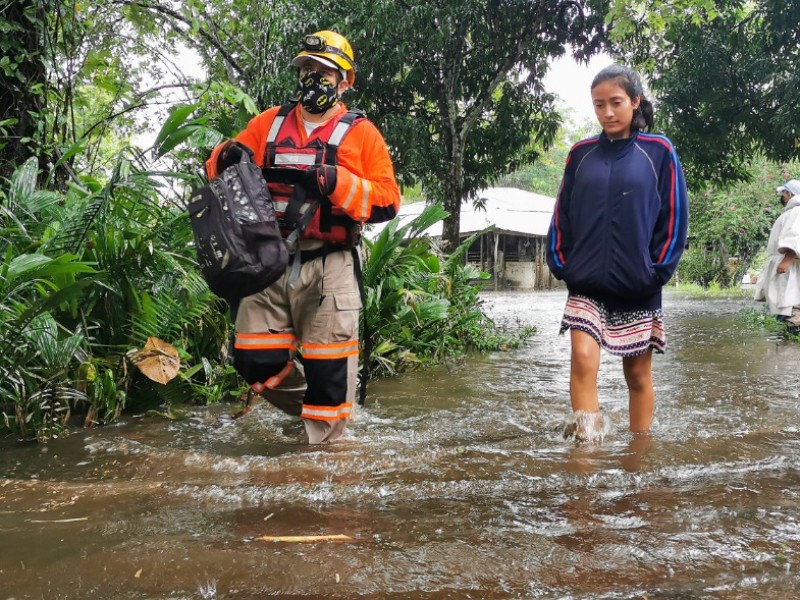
left=261, top=102, right=363, bottom=246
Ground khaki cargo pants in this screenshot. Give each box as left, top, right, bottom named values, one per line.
left=233, top=245, right=362, bottom=444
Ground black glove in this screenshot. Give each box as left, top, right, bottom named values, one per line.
left=302, top=165, right=337, bottom=198
left=216, top=141, right=254, bottom=174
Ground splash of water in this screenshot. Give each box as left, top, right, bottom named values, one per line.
left=563, top=410, right=610, bottom=444
left=198, top=579, right=217, bottom=599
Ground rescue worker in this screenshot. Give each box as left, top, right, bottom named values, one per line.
left=205, top=30, right=401, bottom=444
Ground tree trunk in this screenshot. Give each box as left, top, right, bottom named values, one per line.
left=441, top=185, right=462, bottom=254
left=440, top=119, right=466, bottom=253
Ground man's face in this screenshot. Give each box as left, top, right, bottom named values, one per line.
left=781, top=190, right=792, bottom=205
left=298, top=59, right=342, bottom=88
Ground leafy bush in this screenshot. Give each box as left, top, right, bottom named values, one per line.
left=739, top=307, right=800, bottom=341
left=362, top=203, right=534, bottom=377
left=676, top=246, right=728, bottom=288
left=0, top=154, right=236, bottom=439
left=678, top=157, right=796, bottom=287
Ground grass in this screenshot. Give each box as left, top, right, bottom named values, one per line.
left=671, top=281, right=755, bottom=299
left=672, top=280, right=800, bottom=342
left=738, top=306, right=800, bottom=340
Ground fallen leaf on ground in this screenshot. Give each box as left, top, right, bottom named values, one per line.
left=130, top=337, right=180, bottom=384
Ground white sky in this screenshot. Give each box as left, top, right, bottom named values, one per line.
left=544, top=51, right=614, bottom=125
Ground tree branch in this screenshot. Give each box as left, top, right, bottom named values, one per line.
left=81, top=102, right=147, bottom=140
left=112, top=0, right=245, bottom=77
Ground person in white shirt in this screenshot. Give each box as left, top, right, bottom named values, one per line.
left=754, top=179, right=800, bottom=332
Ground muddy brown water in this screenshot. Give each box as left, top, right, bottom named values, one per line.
left=2, top=290, right=800, bottom=600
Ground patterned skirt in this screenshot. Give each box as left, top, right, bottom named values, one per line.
left=559, top=294, right=666, bottom=357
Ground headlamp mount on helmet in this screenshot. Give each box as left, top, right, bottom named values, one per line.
left=301, top=34, right=356, bottom=71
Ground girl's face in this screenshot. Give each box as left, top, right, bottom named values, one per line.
left=591, top=79, right=640, bottom=140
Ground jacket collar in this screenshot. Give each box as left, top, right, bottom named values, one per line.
left=598, top=130, right=638, bottom=154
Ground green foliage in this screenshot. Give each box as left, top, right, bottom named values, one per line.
left=0, top=159, right=97, bottom=439
left=676, top=158, right=795, bottom=287
left=738, top=306, right=800, bottom=341
left=1, top=1, right=177, bottom=181
left=607, top=0, right=725, bottom=41
left=1, top=155, right=536, bottom=439
left=0, top=152, right=234, bottom=440
left=362, top=204, right=533, bottom=377
left=673, top=281, right=753, bottom=299
left=0, top=0, right=46, bottom=179
left=497, top=118, right=598, bottom=197
left=611, top=1, right=800, bottom=187
left=676, top=246, right=726, bottom=288
left=325, top=0, right=609, bottom=248
left=497, top=140, right=569, bottom=198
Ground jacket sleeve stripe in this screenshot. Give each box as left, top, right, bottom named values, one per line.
left=340, top=177, right=359, bottom=213
left=550, top=196, right=565, bottom=268
left=549, top=156, right=571, bottom=268
left=549, top=138, right=600, bottom=269
left=336, top=174, right=373, bottom=221
left=663, top=147, right=687, bottom=264
left=638, top=134, right=684, bottom=265
left=657, top=160, right=678, bottom=263
left=360, top=180, right=371, bottom=221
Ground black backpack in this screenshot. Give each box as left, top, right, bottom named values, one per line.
left=187, top=151, right=288, bottom=300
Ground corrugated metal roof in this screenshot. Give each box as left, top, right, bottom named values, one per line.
left=365, top=187, right=556, bottom=239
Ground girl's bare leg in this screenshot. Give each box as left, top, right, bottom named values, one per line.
left=570, top=328, right=601, bottom=411
left=622, top=349, right=655, bottom=432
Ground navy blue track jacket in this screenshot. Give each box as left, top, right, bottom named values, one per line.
left=546, top=131, right=689, bottom=310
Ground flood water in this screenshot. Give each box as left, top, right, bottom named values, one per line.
left=2, top=289, right=800, bottom=599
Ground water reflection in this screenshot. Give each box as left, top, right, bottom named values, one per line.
left=2, top=290, right=800, bottom=599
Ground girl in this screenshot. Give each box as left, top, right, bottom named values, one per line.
left=546, top=64, right=689, bottom=440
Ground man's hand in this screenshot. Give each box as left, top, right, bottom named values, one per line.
left=777, top=256, right=793, bottom=274
left=302, top=165, right=337, bottom=198
left=777, top=249, right=798, bottom=274
left=216, top=141, right=254, bottom=174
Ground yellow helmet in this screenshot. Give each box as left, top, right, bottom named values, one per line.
left=291, top=30, right=356, bottom=86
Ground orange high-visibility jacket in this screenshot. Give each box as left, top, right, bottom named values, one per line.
left=205, top=102, right=400, bottom=235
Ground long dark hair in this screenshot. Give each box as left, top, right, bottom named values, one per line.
left=590, top=64, right=654, bottom=132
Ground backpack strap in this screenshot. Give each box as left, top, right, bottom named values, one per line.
left=284, top=198, right=321, bottom=286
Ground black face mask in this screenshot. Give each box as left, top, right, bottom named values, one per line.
left=296, top=71, right=340, bottom=114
